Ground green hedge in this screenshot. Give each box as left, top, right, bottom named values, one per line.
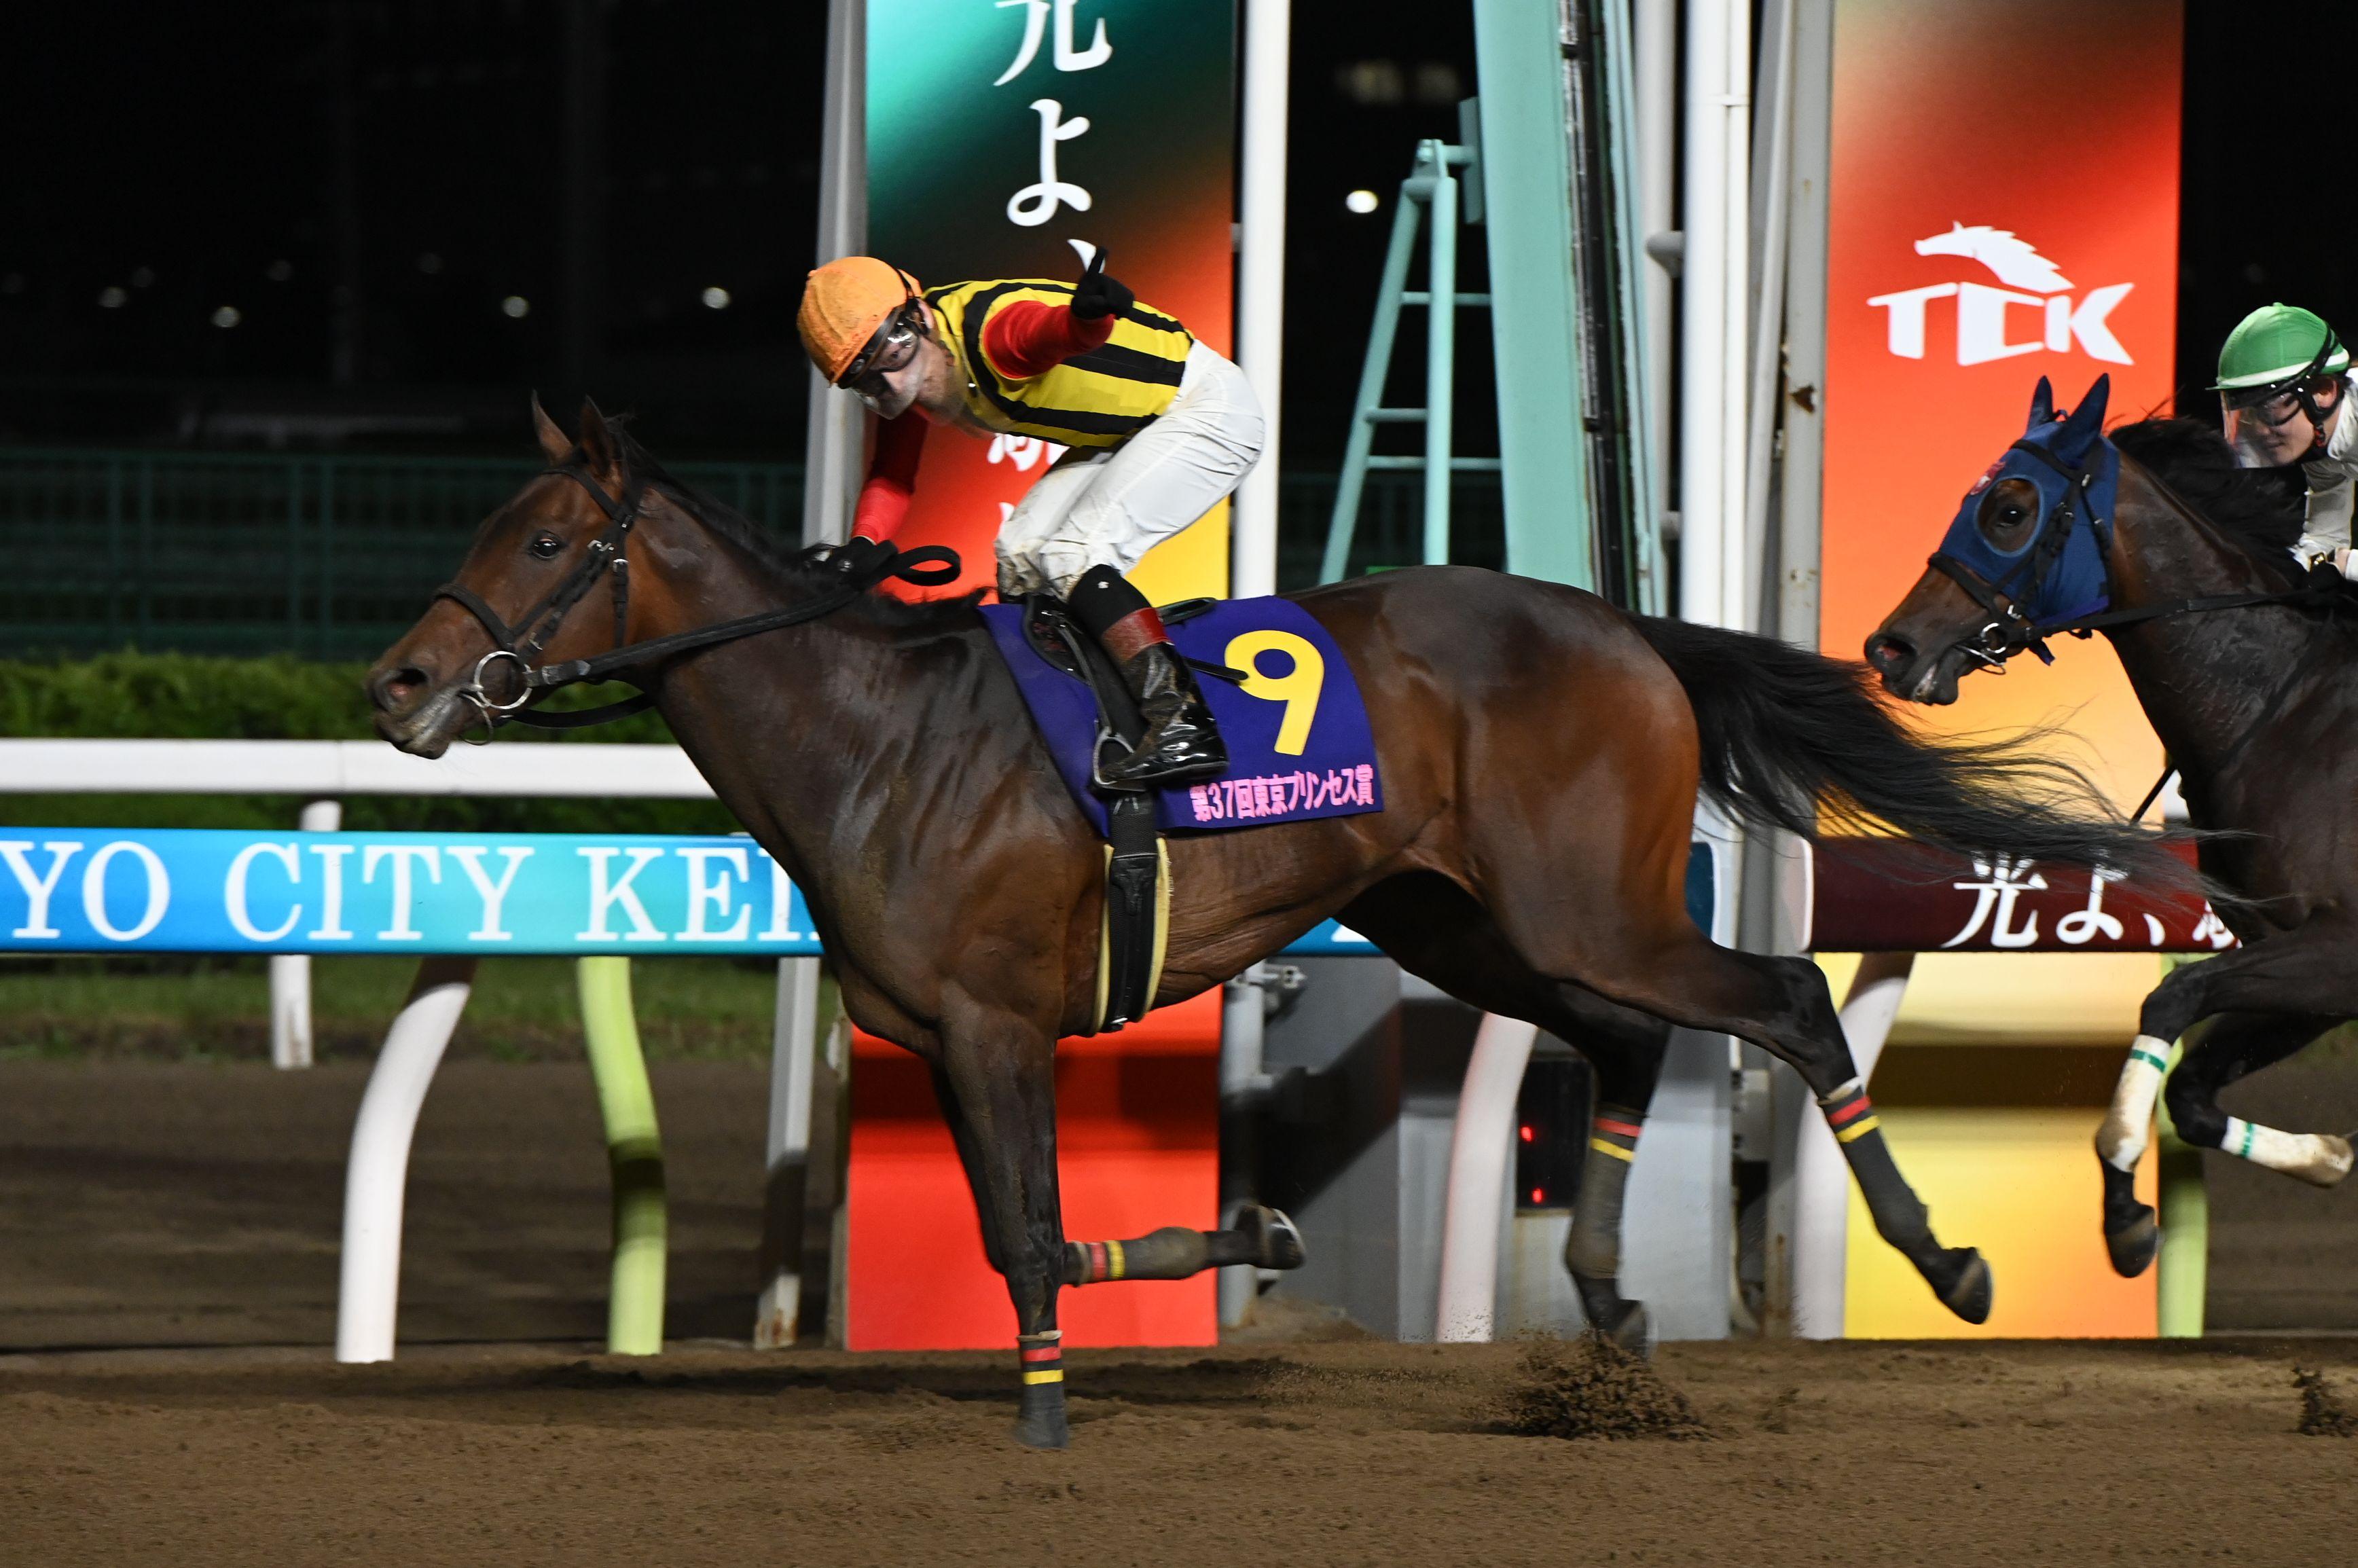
left=0, top=652, right=737, bottom=835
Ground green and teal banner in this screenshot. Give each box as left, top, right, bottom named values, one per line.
left=863, top=0, right=1238, bottom=602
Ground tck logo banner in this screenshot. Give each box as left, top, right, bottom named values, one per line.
left=0, top=831, right=820, bottom=955
left=1817, top=0, right=2183, bottom=812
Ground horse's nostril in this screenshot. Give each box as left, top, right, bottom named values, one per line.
left=371, top=664, right=432, bottom=712
left=1864, top=634, right=1915, bottom=676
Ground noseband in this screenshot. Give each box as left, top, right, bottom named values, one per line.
left=431, top=458, right=958, bottom=738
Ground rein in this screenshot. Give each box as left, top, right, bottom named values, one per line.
left=433, top=460, right=959, bottom=737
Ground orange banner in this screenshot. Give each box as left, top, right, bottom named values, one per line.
left=1823, top=0, right=2183, bottom=807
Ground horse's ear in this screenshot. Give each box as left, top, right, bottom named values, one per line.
left=2058, top=374, right=2111, bottom=453
left=577, top=398, right=622, bottom=480
left=2026, top=376, right=2054, bottom=431
left=531, top=394, right=572, bottom=466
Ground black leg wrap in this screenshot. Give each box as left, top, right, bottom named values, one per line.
left=2099, top=1159, right=2160, bottom=1279
left=1063, top=1207, right=1306, bottom=1285
left=1833, top=1098, right=1993, bottom=1324
left=1013, top=1332, right=1070, bottom=1450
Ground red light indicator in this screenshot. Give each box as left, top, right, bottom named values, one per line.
left=1518, top=1125, right=1535, bottom=1143
left=1530, top=1188, right=1544, bottom=1204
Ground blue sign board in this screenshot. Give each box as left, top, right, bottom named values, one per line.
left=0, top=829, right=1394, bottom=959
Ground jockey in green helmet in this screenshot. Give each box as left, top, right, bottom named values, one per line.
left=2214, top=302, right=2355, bottom=570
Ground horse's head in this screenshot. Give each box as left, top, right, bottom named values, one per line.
left=368, top=399, right=645, bottom=756
left=1864, top=374, right=2120, bottom=705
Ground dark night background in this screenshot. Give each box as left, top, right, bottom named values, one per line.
left=0, top=1, right=2349, bottom=464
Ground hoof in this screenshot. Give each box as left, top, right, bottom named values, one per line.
left=1571, top=1275, right=1655, bottom=1358
left=2294, top=1133, right=2355, bottom=1189
left=2104, top=1205, right=2160, bottom=1277
left=1237, top=1204, right=1305, bottom=1271
left=1925, top=1246, right=1993, bottom=1324
left=2099, top=1159, right=2158, bottom=1277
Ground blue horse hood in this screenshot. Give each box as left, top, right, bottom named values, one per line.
left=1932, top=374, right=2120, bottom=632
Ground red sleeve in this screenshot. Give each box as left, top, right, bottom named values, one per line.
left=982, top=298, right=1116, bottom=380
left=852, top=414, right=926, bottom=543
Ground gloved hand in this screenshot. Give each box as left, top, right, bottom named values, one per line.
left=828, top=533, right=894, bottom=580
left=1071, top=249, right=1134, bottom=321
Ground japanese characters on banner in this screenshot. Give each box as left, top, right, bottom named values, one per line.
left=864, top=0, right=1237, bottom=602
left=1810, top=839, right=2235, bottom=955
left=1821, top=0, right=2183, bottom=808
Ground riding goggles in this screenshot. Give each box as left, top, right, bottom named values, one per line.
left=838, top=304, right=926, bottom=397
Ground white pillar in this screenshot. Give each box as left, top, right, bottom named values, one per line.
left=1791, top=951, right=1915, bottom=1339
left=1231, top=0, right=1289, bottom=600
left=1635, top=0, right=1677, bottom=553
left=801, top=0, right=867, bottom=549
left=754, top=955, right=823, bottom=1349
left=1434, top=1013, right=1540, bottom=1341
left=1678, top=0, right=1751, bottom=631
left=268, top=798, right=341, bottom=1070
left=335, top=957, right=476, bottom=1364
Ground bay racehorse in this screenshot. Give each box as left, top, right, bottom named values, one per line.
left=370, top=402, right=2177, bottom=1446
left=1866, top=374, right=2352, bottom=1276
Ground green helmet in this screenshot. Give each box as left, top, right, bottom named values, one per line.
left=2212, top=302, right=2349, bottom=393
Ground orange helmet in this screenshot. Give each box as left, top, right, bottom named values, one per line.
left=798, top=257, right=923, bottom=383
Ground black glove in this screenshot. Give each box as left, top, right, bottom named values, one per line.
left=828, top=534, right=894, bottom=580
left=1071, top=249, right=1134, bottom=321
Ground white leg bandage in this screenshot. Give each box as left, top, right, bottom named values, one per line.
left=2095, top=1036, right=2171, bottom=1172
left=2219, top=1118, right=2356, bottom=1188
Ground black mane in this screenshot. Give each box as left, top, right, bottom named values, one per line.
left=606, top=422, right=984, bottom=630
left=2110, top=416, right=2310, bottom=556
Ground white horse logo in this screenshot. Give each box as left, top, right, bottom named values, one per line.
left=1868, top=223, right=2133, bottom=367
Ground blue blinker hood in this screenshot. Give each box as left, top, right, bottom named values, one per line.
left=1929, top=374, right=2120, bottom=663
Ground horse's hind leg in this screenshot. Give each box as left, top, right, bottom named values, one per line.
left=1495, top=899, right=1992, bottom=1325
left=934, top=1013, right=1070, bottom=1448
left=1338, top=875, right=1669, bottom=1348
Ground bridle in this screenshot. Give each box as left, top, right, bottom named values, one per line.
left=1927, top=438, right=2109, bottom=671
left=431, top=458, right=958, bottom=740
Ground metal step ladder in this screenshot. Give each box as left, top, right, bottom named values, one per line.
left=1318, top=136, right=1503, bottom=584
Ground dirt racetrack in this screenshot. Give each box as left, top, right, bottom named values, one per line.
left=5, top=1059, right=2358, bottom=1565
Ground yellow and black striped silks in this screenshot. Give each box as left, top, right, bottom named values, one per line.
left=924, top=278, right=1193, bottom=448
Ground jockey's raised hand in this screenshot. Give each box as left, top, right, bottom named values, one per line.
left=1071, top=249, right=1134, bottom=321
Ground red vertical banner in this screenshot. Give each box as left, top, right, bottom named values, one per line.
left=1822, top=0, right=2183, bottom=807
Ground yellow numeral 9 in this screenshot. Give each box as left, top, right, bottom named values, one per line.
left=1224, top=630, right=1326, bottom=756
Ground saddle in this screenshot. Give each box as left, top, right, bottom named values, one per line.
left=1021, top=594, right=1221, bottom=1034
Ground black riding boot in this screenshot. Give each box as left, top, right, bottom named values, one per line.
left=1068, top=566, right=1228, bottom=788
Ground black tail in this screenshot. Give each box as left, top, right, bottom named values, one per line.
left=1630, top=615, right=2190, bottom=885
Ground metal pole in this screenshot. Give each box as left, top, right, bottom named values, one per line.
left=1218, top=962, right=1271, bottom=1328
left=335, top=956, right=476, bottom=1364
left=755, top=955, right=823, bottom=1349
left=1635, top=0, right=1675, bottom=570
left=1742, top=0, right=1795, bottom=640
left=578, top=956, right=667, bottom=1356
left=1423, top=147, right=1458, bottom=568
left=1232, top=0, right=1290, bottom=599
left=269, top=798, right=341, bottom=1070
left=1434, top=1012, right=1539, bottom=1341
left=1777, top=0, right=1833, bottom=652
left=802, top=0, right=868, bottom=549
left=1320, top=186, right=1425, bottom=585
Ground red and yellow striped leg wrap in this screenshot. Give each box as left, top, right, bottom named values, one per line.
left=1017, top=1330, right=1064, bottom=1388
left=1820, top=1080, right=1882, bottom=1145
left=1081, top=1239, right=1127, bottom=1285
left=1589, top=1109, right=1644, bottom=1165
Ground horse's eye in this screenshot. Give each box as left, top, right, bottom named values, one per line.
left=528, top=532, right=564, bottom=560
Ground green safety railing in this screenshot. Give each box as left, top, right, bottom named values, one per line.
left=0, top=448, right=803, bottom=662
left=0, top=448, right=1486, bottom=661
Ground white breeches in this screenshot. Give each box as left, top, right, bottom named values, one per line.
left=994, top=340, right=1265, bottom=599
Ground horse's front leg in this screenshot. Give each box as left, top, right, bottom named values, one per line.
left=936, top=1008, right=1071, bottom=1448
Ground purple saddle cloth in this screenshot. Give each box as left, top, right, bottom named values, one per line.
left=977, top=596, right=1385, bottom=836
